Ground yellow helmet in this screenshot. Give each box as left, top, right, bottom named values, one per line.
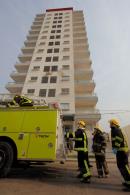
left=109, top=119, right=120, bottom=127
left=94, top=124, right=102, bottom=132
left=78, top=120, right=86, bottom=127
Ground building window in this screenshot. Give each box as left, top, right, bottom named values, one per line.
left=37, top=49, right=44, bottom=53
left=62, top=65, right=69, bottom=70
left=30, top=76, right=38, bottom=81
left=55, top=41, right=60, bottom=45
left=63, top=41, right=70, bottom=44
left=41, top=36, right=47, bottom=39
left=56, top=35, right=61, bottom=39
left=60, top=103, right=69, bottom=111
left=57, top=25, right=62, bottom=28
left=48, top=89, right=56, bottom=97
left=50, top=76, right=57, bottom=83
left=42, top=30, right=48, bottom=33
left=64, top=29, right=70, bottom=32
left=35, top=57, right=42, bottom=61
left=50, top=35, right=55, bottom=39
left=64, top=34, right=70, bottom=38
left=45, top=57, right=51, bottom=62
left=47, top=49, right=53, bottom=53
left=58, top=17, right=62, bottom=19
left=54, top=48, right=59, bottom=53
left=55, top=13, right=58, bottom=16
left=44, top=66, right=50, bottom=72
left=27, top=89, right=35, bottom=94
left=53, top=56, right=59, bottom=62
left=57, top=30, right=61, bottom=33
left=53, top=21, right=57, bottom=24
left=39, top=42, right=46, bottom=46
left=52, top=25, right=56, bottom=28
left=61, top=88, right=69, bottom=95
left=51, top=66, right=58, bottom=71
left=39, top=89, right=47, bottom=97
left=59, top=13, right=63, bottom=15
left=54, top=17, right=58, bottom=19
left=58, top=21, right=62, bottom=23
left=62, top=75, right=70, bottom=81
left=41, top=76, right=48, bottom=83
left=63, top=48, right=70, bottom=52
left=48, top=42, right=54, bottom=46
left=51, top=30, right=55, bottom=33
left=32, top=66, right=40, bottom=71
left=63, top=56, right=70, bottom=60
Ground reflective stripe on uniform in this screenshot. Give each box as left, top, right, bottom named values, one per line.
left=83, top=160, right=91, bottom=178
left=125, top=165, right=130, bottom=175
left=118, top=147, right=129, bottom=152
left=74, top=148, right=88, bottom=152
left=115, top=142, right=120, bottom=147
left=125, top=180, right=130, bottom=184
left=75, top=138, right=83, bottom=141
left=83, top=132, right=87, bottom=150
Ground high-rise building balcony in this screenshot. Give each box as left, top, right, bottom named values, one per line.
left=74, top=58, right=92, bottom=68
left=75, top=109, right=101, bottom=123
left=29, top=29, right=41, bottom=35
left=5, top=82, right=24, bottom=93
left=35, top=14, right=45, bottom=18
left=24, top=40, right=37, bottom=47
left=21, top=46, right=35, bottom=54
left=15, top=62, right=30, bottom=72
left=33, top=21, right=43, bottom=26
left=75, top=94, right=98, bottom=107
left=75, top=80, right=95, bottom=93
left=18, top=53, right=32, bottom=63
left=27, top=34, right=39, bottom=41
left=10, top=71, right=27, bottom=82
left=73, top=32, right=86, bottom=38
left=31, top=24, right=42, bottom=30
left=75, top=68, right=93, bottom=80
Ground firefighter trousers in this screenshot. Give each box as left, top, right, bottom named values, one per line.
left=95, top=154, right=109, bottom=176
left=116, top=151, right=130, bottom=184
left=77, top=151, right=91, bottom=178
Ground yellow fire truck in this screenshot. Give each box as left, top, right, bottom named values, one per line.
left=0, top=105, right=65, bottom=177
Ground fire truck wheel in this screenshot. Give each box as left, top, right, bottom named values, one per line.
left=0, top=141, right=14, bottom=177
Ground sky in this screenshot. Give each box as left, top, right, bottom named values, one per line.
left=0, top=0, right=130, bottom=131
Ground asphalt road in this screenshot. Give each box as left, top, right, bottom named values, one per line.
left=0, top=161, right=129, bottom=195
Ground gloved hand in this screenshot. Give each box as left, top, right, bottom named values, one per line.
left=112, top=148, right=117, bottom=155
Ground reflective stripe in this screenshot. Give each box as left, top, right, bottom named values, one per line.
left=83, top=132, right=87, bottom=149
left=75, top=138, right=83, bottom=141
left=118, top=147, right=129, bottom=152
left=83, top=160, right=91, bottom=178
left=115, top=142, right=120, bottom=147
left=125, top=165, right=130, bottom=175
left=74, top=148, right=88, bottom=152
left=112, top=136, right=123, bottom=142
left=125, top=181, right=130, bottom=184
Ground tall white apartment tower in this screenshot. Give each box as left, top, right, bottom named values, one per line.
left=6, top=7, right=101, bottom=131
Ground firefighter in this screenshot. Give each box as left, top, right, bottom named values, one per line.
left=109, top=119, right=130, bottom=190
left=74, top=120, right=91, bottom=183
left=7, top=95, right=33, bottom=107
left=92, top=125, right=109, bottom=178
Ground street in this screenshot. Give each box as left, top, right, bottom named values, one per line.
left=0, top=161, right=129, bottom=195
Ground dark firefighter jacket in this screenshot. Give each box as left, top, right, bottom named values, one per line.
left=74, top=128, right=88, bottom=152
left=111, top=126, right=128, bottom=153
left=92, top=131, right=106, bottom=155
left=12, top=96, right=33, bottom=107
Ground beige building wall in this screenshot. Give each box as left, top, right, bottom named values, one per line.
left=5, top=7, right=101, bottom=132
left=122, top=125, right=130, bottom=149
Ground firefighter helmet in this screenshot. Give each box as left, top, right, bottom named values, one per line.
left=109, top=119, right=120, bottom=127
left=78, top=120, right=86, bottom=127
left=94, top=124, right=102, bottom=132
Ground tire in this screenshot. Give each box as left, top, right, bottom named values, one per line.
left=0, top=141, right=14, bottom=177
